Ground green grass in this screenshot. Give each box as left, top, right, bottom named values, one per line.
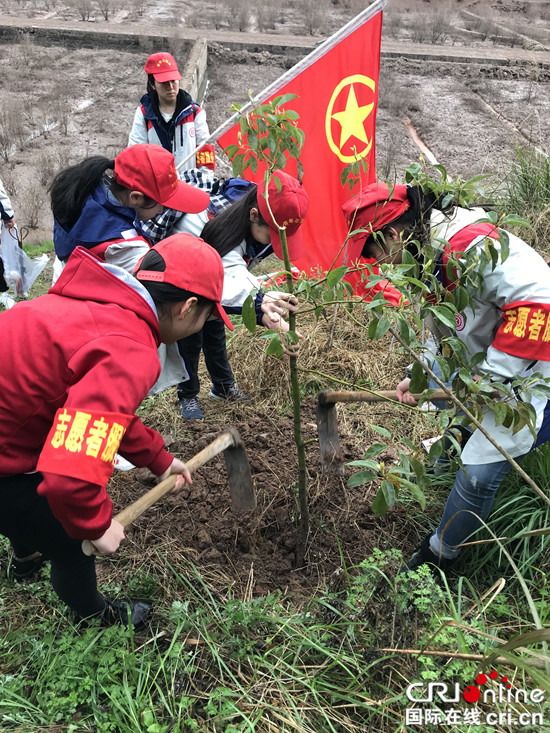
left=22, top=240, right=54, bottom=258
left=1, top=543, right=549, bottom=732
left=498, top=146, right=550, bottom=256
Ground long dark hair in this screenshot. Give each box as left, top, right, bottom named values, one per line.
left=51, top=157, right=113, bottom=230
left=50, top=155, right=156, bottom=231
left=135, top=248, right=213, bottom=319
left=200, top=186, right=267, bottom=258
left=146, top=74, right=157, bottom=96
left=361, top=185, right=449, bottom=258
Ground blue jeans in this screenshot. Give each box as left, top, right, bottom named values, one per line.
left=430, top=460, right=514, bottom=559
left=417, top=357, right=550, bottom=559
left=430, top=400, right=550, bottom=559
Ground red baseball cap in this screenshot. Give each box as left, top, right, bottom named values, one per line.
left=144, top=52, right=181, bottom=82
left=257, top=171, right=309, bottom=260
left=114, top=144, right=209, bottom=213
left=135, top=233, right=234, bottom=330
left=342, top=183, right=410, bottom=264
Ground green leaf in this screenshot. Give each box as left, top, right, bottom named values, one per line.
left=265, top=334, right=283, bottom=357
left=396, top=477, right=426, bottom=510
left=402, top=276, right=428, bottom=291
left=326, top=266, right=348, bottom=288
left=427, top=305, right=457, bottom=330
left=498, top=228, right=510, bottom=263
left=409, top=361, right=427, bottom=394
left=452, top=286, right=469, bottom=312
left=368, top=318, right=378, bottom=340
left=223, top=144, right=240, bottom=160
left=501, top=215, right=531, bottom=229
left=348, top=459, right=380, bottom=470
left=273, top=92, right=298, bottom=106
left=372, top=480, right=396, bottom=516
left=457, top=368, right=476, bottom=389
left=528, top=384, right=550, bottom=400
left=408, top=482, right=427, bottom=510
left=398, top=436, right=417, bottom=451
left=397, top=314, right=415, bottom=345
left=362, top=443, right=387, bottom=459
left=428, top=436, right=444, bottom=463
left=371, top=316, right=391, bottom=340
left=492, top=401, right=509, bottom=427
left=248, top=132, right=259, bottom=152
left=347, top=470, right=378, bottom=488
left=370, top=425, right=392, bottom=439
left=400, top=249, right=417, bottom=267
left=433, top=354, right=451, bottom=382
left=409, top=456, right=427, bottom=486
left=294, top=128, right=305, bottom=148
left=241, top=293, right=257, bottom=333
left=232, top=152, right=246, bottom=176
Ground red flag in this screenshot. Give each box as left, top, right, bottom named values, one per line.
left=217, top=1, right=385, bottom=275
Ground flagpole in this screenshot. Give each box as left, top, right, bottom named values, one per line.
left=176, top=0, right=387, bottom=172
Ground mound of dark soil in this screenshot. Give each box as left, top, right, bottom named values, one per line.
left=104, top=400, right=406, bottom=596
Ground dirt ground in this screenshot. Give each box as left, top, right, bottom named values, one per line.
left=0, top=0, right=549, bottom=593
left=103, top=401, right=409, bottom=596
left=99, top=327, right=423, bottom=597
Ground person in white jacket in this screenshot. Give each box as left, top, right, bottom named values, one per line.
left=0, top=177, right=17, bottom=309
left=175, top=171, right=310, bottom=420
left=128, top=51, right=212, bottom=174
left=343, top=181, right=550, bottom=575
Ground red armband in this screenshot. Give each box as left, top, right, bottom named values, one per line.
left=196, top=144, right=216, bottom=171
left=494, top=301, right=550, bottom=361
left=37, top=408, right=133, bottom=485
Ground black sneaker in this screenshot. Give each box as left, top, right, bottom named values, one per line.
left=9, top=553, right=49, bottom=581
left=102, top=598, right=153, bottom=632
left=209, top=382, right=250, bottom=401
left=402, top=535, right=458, bottom=580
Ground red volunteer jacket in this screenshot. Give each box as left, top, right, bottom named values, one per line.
left=0, top=248, right=173, bottom=539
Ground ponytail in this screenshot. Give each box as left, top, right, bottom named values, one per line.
left=200, top=186, right=265, bottom=258
left=50, top=156, right=114, bottom=230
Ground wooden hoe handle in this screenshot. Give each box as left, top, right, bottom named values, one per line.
left=82, top=430, right=237, bottom=556
left=320, top=389, right=452, bottom=404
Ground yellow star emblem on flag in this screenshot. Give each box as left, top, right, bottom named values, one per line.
left=325, top=75, right=376, bottom=163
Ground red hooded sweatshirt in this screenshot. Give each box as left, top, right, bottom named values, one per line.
left=0, top=247, right=173, bottom=540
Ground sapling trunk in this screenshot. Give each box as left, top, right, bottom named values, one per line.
left=278, top=227, right=309, bottom=566
left=224, top=96, right=309, bottom=562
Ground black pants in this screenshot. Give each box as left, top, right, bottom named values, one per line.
left=177, top=317, right=234, bottom=398
left=0, top=257, right=8, bottom=292
left=0, top=473, right=106, bottom=618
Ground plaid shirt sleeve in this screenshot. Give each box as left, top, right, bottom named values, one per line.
left=139, top=208, right=184, bottom=245
left=139, top=169, right=238, bottom=244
